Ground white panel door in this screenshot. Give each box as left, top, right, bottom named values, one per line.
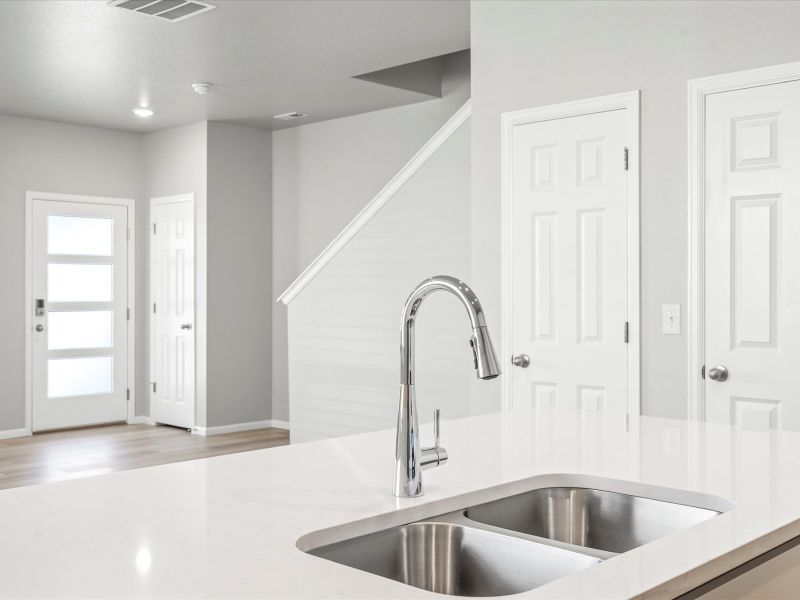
left=151, top=197, right=195, bottom=429
left=32, top=200, right=129, bottom=431
left=704, top=80, right=800, bottom=430
left=511, top=109, right=631, bottom=413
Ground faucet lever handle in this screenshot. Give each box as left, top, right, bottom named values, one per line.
left=433, top=409, right=441, bottom=448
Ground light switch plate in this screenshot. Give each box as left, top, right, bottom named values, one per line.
left=662, top=304, right=681, bottom=335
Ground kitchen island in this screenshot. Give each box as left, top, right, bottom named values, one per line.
left=1, top=407, right=799, bottom=598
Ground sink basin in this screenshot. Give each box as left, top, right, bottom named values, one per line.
left=308, top=522, right=600, bottom=596
left=465, top=487, right=721, bottom=554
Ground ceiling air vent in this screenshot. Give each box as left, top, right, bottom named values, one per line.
left=273, top=111, right=308, bottom=121
left=109, top=0, right=216, bottom=22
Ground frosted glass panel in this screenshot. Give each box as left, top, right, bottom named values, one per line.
left=48, top=216, right=113, bottom=256
left=48, top=311, right=113, bottom=350
left=48, top=356, right=113, bottom=398
left=48, top=264, right=113, bottom=302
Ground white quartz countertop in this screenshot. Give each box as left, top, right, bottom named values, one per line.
left=2, top=407, right=800, bottom=599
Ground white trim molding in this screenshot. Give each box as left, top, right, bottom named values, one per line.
left=25, top=191, right=136, bottom=434
left=499, top=91, right=642, bottom=416
left=687, top=61, right=800, bottom=422
left=0, top=428, right=31, bottom=441
left=130, top=416, right=157, bottom=426
left=192, top=419, right=289, bottom=437
left=277, top=100, right=471, bottom=305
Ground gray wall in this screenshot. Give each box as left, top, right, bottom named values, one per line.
left=0, top=115, right=273, bottom=433
left=288, top=122, right=471, bottom=442
left=207, top=123, right=272, bottom=427
left=470, top=0, right=800, bottom=419
left=142, top=122, right=209, bottom=424
left=272, top=50, right=471, bottom=422
left=0, top=114, right=144, bottom=431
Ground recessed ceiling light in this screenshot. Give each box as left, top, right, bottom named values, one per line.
left=133, top=107, right=154, bottom=118
left=273, top=111, right=308, bottom=121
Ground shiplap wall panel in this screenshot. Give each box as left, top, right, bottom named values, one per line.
left=289, top=124, right=471, bottom=443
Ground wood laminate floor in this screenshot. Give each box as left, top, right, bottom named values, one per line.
left=0, top=424, right=289, bottom=491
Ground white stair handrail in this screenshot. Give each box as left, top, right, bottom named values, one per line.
left=277, top=99, right=471, bottom=305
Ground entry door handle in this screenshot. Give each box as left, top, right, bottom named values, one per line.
left=181, top=323, right=193, bottom=330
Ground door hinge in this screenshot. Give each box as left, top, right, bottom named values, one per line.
left=126, top=307, right=130, bottom=321
left=152, top=223, right=157, bottom=235
left=152, top=382, right=157, bottom=393
left=126, top=388, right=130, bottom=401
left=153, top=302, right=157, bottom=314
left=624, top=321, right=630, bottom=343
left=623, top=147, right=629, bottom=171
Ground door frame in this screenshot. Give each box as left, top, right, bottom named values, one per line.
left=149, top=193, right=200, bottom=429
left=687, top=61, right=800, bottom=422
left=500, top=90, right=641, bottom=414
left=25, top=191, right=136, bottom=435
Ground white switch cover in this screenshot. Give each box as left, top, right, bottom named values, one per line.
left=662, top=304, right=681, bottom=335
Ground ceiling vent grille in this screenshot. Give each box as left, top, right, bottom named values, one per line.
left=109, top=0, right=216, bottom=22
left=273, top=111, right=308, bottom=121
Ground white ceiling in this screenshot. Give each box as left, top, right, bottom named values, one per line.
left=0, top=0, right=470, bottom=132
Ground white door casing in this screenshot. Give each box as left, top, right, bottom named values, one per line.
left=501, top=92, right=640, bottom=415
left=150, top=195, right=196, bottom=429
left=702, top=80, right=800, bottom=431
left=28, top=194, right=133, bottom=431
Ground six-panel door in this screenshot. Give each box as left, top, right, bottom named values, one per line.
left=510, top=109, right=631, bottom=414
left=150, top=198, right=196, bottom=429
left=704, top=80, right=800, bottom=431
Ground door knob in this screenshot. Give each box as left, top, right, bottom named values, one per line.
left=181, top=323, right=193, bottom=330
left=35, top=324, right=44, bottom=332
left=707, top=365, right=729, bottom=382
left=511, top=354, right=531, bottom=368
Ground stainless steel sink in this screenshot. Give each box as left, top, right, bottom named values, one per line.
left=301, top=479, right=728, bottom=596
left=308, top=521, right=600, bottom=597
left=464, top=487, right=721, bottom=554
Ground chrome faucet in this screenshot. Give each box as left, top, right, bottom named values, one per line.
left=393, top=276, right=501, bottom=498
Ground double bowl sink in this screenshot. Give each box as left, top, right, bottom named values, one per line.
left=301, top=479, right=730, bottom=597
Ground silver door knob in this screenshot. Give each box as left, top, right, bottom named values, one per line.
left=707, top=365, right=729, bottom=382
left=511, top=354, right=531, bottom=368
left=181, top=323, right=193, bottom=330
left=35, top=324, right=44, bottom=332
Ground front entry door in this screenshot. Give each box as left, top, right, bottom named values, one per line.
left=510, top=108, right=634, bottom=414
left=704, top=79, right=800, bottom=430
left=150, top=196, right=195, bottom=429
left=31, top=199, right=129, bottom=431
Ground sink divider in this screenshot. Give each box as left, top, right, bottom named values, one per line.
left=418, top=509, right=619, bottom=562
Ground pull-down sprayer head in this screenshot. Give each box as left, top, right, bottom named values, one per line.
left=470, top=325, right=501, bottom=380
left=399, top=275, right=501, bottom=385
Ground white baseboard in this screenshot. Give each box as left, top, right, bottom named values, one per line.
left=0, top=428, right=31, bottom=440
left=192, top=419, right=289, bottom=437
left=130, top=416, right=156, bottom=426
